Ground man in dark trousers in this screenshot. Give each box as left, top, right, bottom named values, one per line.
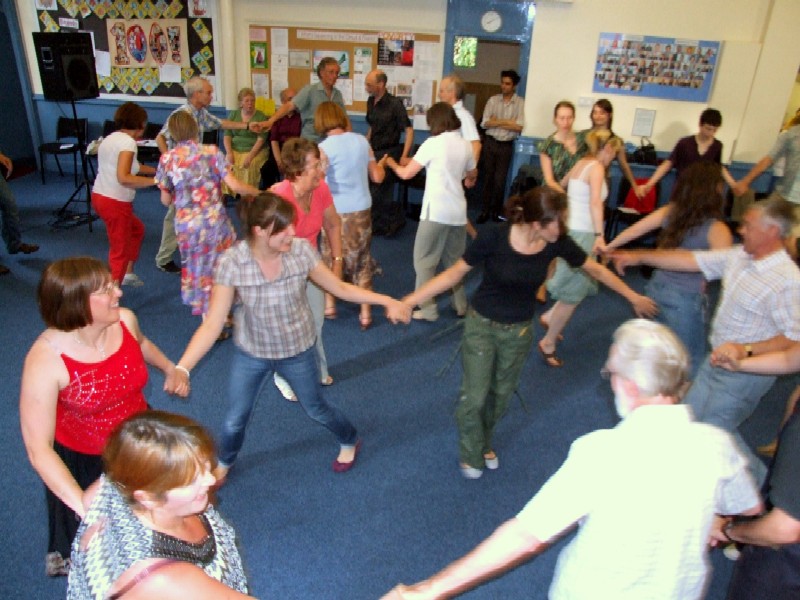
left=477, top=69, right=525, bottom=223
left=365, top=69, right=413, bottom=237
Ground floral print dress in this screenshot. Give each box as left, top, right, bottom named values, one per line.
left=156, top=140, right=236, bottom=315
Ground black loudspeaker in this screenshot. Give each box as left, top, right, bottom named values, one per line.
left=33, top=32, right=99, bottom=102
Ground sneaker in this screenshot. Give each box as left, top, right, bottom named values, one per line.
left=412, top=309, right=439, bottom=322
left=484, top=452, right=499, bottom=470
left=157, top=260, right=181, bottom=273
left=122, top=273, right=144, bottom=287
left=274, top=373, right=297, bottom=402
left=460, top=464, right=483, bottom=479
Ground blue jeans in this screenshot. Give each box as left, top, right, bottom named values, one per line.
left=0, top=175, right=22, bottom=253
left=219, top=345, right=357, bottom=467
left=646, top=280, right=708, bottom=377
left=684, top=361, right=774, bottom=485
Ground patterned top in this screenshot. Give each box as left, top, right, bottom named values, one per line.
left=55, top=322, right=148, bottom=455
left=517, top=405, right=759, bottom=600
left=537, top=132, right=588, bottom=182
left=67, top=478, right=248, bottom=599
left=481, top=93, right=525, bottom=142
left=215, top=239, right=319, bottom=359
left=159, top=103, right=223, bottom=150
left=694, top=246, right=800, bottom=347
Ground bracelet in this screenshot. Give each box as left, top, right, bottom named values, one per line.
left=744, top=343, right=753, bottom=358
left=174, top=364, right=190, bottom=378
left=332, top=256, right=343, bottom=262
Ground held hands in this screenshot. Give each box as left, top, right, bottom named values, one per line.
left=591, top=234, right=606, bottom=256
left=731, top=181, right=749, bottom=197
left=708, top=515, right=732, bottom=548
left=385, top=298, right=412, bottom=325
left=399, top=156, right=412, bottom=167
left=164, top=364, right=191, bottom=398
left=609, top=250, right=638, bottom=276
left=635, top=183, right=650, bottom=198
left=710, top=342, right=746, bottom=369
left=631, top=294, right=658, bottom=318
left=249, top=121, right=269, bottom=134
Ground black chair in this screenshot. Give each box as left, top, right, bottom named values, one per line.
left=39, top=117, right=88, bottom=185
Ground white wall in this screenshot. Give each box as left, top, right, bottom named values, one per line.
left=15, top=0, right=800, bottom=161
left=526, top=0, right=800, bottom=161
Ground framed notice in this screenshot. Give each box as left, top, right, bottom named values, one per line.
left=593, top=32, right=721, bottom=102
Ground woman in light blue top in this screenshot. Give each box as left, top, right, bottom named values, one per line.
left=316, top=101, right=386, bottom=329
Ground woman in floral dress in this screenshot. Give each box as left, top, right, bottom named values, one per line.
left=156, top=111, right=259, bottom=318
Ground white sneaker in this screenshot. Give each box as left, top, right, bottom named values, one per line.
left=412, top=309, right=439, bottom=322
left=484, top=454, right=499, bottom=470
left=274, top=373, right=297, bottom=402
left=122, top=273, right=144, bottom=287
left=460, top=464, right=483, bottom=479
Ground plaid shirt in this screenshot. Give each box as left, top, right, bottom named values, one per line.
left=159, top=103, right=223, bottom=149
left=694, top=246, right=800, bottom=348
left=214, top=239, right=319, bottom=359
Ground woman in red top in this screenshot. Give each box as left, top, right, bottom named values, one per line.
left=19, top=257, right=186, bottom=577
left=270, top=137, right=343, bottom=392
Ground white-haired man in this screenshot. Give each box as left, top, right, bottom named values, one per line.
left=383, top=319, right=760, bottom=600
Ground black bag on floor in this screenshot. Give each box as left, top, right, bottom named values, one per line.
left=509, top=164, right=541, bottom=197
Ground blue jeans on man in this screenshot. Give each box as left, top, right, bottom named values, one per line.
left=684, top=361, right=773, bottom=485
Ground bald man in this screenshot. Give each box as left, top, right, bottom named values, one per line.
left=365, top=69, right=414, bottom=236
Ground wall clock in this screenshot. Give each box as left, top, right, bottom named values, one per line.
left=480, top=10, right=503, bottom=33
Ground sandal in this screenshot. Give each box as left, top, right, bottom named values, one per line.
left=359, top=315, right=372, bottom=331
left=538, top=315, right=564, bottom=341
left=538, top=341, right=564, bottom=368
left=324, top=306, right=337, bottom=320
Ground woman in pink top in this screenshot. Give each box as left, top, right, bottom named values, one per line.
left=270, top=137, right=343, bottom=395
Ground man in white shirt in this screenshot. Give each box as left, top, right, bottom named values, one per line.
left=382, top=319, right=761, bottom=600
left=438, top=74, right=481, bottom=166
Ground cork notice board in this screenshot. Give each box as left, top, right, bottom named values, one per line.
left=248, top=26, right=441, bottom=115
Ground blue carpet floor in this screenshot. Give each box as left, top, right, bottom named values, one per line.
left=0, top=170, right=791, bottom=599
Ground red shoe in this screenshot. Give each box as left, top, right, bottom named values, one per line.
left=332, top=440, right=362, bottom=473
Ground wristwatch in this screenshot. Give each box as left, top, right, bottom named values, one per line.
left=744, top=344, right=753, bottom=358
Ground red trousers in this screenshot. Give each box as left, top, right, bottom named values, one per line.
left=91, top=192, right=144, bottom=282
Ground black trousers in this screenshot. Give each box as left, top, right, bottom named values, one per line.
left=370, top=145, right=406, bottom=232
left=479, top=136, right=515, bottom=216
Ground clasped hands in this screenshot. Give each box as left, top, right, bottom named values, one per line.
left=163, top=364, right=191, bottom=398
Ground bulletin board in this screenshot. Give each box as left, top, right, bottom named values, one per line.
left=34, top=0, right=216, bottom=98
left=247, top=25, right=441, bottom=116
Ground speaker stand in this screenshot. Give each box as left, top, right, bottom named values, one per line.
left=51, top=99, right=96, bottom=231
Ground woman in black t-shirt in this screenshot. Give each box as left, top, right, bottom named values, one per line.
left=402, top=187, right=656, bottom=479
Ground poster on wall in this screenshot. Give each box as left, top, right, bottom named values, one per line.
left=312, top=50, right=350, bottom=78
left=107, top=19, right=190, bottom=68
left=251, top=42, right=267, bottom=69
left=377, top=32, right=414, bottom=67
left=592, top=32, right=721, bottom=102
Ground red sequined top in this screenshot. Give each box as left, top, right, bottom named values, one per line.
left=54, top=322, right=149, bottom=455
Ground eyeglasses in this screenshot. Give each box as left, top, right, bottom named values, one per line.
left=92, top=281, right=120, bottom=296
left=305, top=159, right=327, bottom=173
